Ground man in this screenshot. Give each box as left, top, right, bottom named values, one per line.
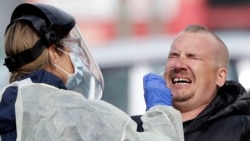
left=132, top=24, right=250, bottom=141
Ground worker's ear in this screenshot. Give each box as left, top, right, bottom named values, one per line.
left=48, top=45, right=60, bottom=64
left=216, top=68, right=227, bottom=87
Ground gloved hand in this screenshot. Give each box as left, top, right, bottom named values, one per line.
left=143, top=73, right=172, bottom=111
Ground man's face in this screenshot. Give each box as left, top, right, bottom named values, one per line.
left=165, top=32, right=219, bottom=111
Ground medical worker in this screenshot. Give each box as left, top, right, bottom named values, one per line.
left=0, top=3, right=184, bottom=141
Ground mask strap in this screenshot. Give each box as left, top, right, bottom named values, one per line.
left=56, top=47, right=70, bottom=55
left=54, top=63, right=71, bottom=76
left=54, top=47, right=73, bottom=76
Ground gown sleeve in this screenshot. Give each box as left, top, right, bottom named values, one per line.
left=14, top=83, right=184, bottom=141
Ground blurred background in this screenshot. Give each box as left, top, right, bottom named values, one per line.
left=1, top=0, right=250, bottom=115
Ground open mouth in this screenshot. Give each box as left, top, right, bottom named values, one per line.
left=172, top=78, right=192, bottom=84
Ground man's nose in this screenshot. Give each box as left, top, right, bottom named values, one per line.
left=172, top=57, right=187, bottom=70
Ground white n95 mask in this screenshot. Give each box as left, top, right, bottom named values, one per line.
left=54, top=48, right=84, bottom=90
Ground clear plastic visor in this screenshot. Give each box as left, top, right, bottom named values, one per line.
left=59, top=25, right=104, bottom=99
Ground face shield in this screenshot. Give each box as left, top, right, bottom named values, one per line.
left=60, top=25, right=104, bottom=100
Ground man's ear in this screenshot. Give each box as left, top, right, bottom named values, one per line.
left=216, top=68, right=227, bottom=87
left=48, top=45, right=60, bottom=64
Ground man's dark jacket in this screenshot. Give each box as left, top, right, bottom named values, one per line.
left=131, top=81, right=250, bottom=141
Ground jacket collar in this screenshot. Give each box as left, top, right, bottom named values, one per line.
left=184, top=80, right=249, bottom=133
left=209, top=81, right=250, bottom=120
left=19, top=69, right=66, bottom=89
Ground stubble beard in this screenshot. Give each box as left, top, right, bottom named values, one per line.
left=173, top=92, right=194, bottom=102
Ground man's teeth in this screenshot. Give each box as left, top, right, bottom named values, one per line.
left=173, top=78, right=191, bottom=84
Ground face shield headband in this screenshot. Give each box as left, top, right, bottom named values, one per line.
left=60, top=25, right=104, bottom=100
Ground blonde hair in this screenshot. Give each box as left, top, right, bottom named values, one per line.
left=5, top=21, right=51, bottom=82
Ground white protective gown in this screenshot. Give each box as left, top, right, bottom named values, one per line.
left=0, top=78, right=184, bottom=141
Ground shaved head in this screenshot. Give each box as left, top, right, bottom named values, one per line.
left=181, top=25, right=229, bottom=69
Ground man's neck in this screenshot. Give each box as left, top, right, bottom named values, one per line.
left=181, top=104, right=209, bottom=122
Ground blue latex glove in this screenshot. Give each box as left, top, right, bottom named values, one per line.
left=143, top=73, right=172, bottom=111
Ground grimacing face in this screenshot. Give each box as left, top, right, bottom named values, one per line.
left=164, top=32, right=221, bottom=111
